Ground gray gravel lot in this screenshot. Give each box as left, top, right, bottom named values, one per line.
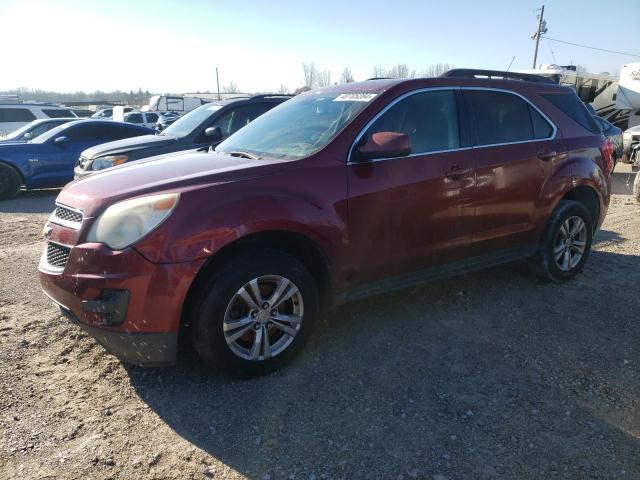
left=1, top=183, right=639, bottom=479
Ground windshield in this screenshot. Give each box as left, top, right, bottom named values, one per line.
left=32, top=122, right=75, bottom=143
left=4, top=122, right=36, bottom=141
left=216, top=91, right=376, bottom=160
left=162, top=103, right=223, bottom=137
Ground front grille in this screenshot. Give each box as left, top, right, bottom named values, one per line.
left=46, top=242, right=70, bottom=268
left=51, top=204, right=83, bottom=227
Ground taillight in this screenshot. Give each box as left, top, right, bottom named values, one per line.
left=600, top=138, right=614, bottom=176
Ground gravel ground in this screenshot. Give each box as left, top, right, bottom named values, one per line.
left=1, top=187, right=639, bottom=480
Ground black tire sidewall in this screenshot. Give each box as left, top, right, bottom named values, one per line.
left=541, top=201, right=594, bottom=282
left=191, top=250, right=319, bottom=377
left=0, top=164, right=20, bottom=201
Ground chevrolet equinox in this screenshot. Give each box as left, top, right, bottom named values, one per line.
left=39, top=70, right=613, bottom=376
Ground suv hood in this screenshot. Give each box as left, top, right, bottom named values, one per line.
left=81, top=134, right=178, bottom=159
left=58, top=151, right=284, bottom=217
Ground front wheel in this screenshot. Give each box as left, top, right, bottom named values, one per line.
left=190, top=249, right=319, bottom=377
left=529, top=200, right=593, bottom=282
left=0, top=164, right=20, bottom=201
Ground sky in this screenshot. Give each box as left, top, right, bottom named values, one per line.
left=1, top=0, right=639, bottom=94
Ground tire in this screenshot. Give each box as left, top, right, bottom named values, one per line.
left=0, top=163, right=20, bottom=201
left=190, top=249, right=319, bottom=377
left=529, top=200, right=593, bottom=283
left=633, top=170, right=640, bottom=204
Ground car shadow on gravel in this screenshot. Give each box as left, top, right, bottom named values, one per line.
left=126, top=252, right=640, bottom=478
left=0, top=189, right=59, bottom=214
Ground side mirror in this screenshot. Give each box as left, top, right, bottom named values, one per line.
left=54, top=136, right=69, bottom=146
left=22, top=132, right=33, bottom=140
left=204, top=126, right=223, bottom=143
left=353, top=132, right=411, bottom=161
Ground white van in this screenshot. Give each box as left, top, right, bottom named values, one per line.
left=142, top=95, right=209, bottom=113
left=0, top=102, right=78, bottom=137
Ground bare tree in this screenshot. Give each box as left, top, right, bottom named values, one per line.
left=388, top=64, right=415, bottom=79
left=372, top=65, right=387, bottom=78
left=420, top=63, right=454, bottom=78
left=340, top=68, right=354, bottom=83
left=317, top=70, right=332, bottom=87
left=223, top=81, right=239, bottom=93
left=302, top=62, right=318, bottom=88
left=277, top=84, right=290, bottom=94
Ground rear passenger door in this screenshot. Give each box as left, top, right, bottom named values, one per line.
left=347, top=89, right=476, bottom=285
left=463, top=89, right=563, bottom=257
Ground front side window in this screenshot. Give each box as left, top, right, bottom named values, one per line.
left=361, top=90, right=460, bottom=155
left=162, top=103, right=223, bottom=137
left=0, top=108, right=36, bottom=122
left=466, top=90, right=553, bottom=145
left=216, top=91, right=376, bottom=160
left=146, top=113, right=158, bottom=123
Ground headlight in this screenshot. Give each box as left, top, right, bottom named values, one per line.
left=86, top=193, right=179, bottom=249
left=92, top=155, right=128, bottom=171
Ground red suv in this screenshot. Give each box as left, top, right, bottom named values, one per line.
left=39, top=70, right=612, bottom=376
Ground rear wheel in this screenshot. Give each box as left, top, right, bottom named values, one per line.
left=0, top=164, right=20, bottom=201
left=530, top=200, right=593, bottom=282
left=190, top=249, right=318, bottom=377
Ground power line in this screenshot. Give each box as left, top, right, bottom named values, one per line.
left=542, top=36, right=640, bottom=58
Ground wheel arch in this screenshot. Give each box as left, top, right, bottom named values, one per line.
left=181, top=229, right=333, bottom=332
left=0, top=159, right=25, bottom=185
left=558, top=185, right=601, bottom=231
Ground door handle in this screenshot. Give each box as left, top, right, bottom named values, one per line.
left=444, top=164, right=469, bottom=180
left=537, top=149, right=567, bottom=161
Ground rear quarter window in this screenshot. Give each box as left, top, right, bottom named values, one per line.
left=43, top=109, right=76, bottom=118
left=0, top=108, right=36, bottom=122
left=541, top=92, right=601, bottom=134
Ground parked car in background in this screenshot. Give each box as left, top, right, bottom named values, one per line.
left=0, top=118, right=83, bottom=143
left=593, top=116, right=623, bottom=164
left=144, top=95, right=209, bottom=113
left=622, top=125, right=640, bottom=163
left=74, top=94, right=291, bottom=178
left=0, top=102, right=77, bottom=137
left=91, top=107, right=133, bottom=119
left=40, top=72, right=612, bottom=376
left=0, top=120, right=154, bottom=199
left=124, top=111, right=159, bottom=129
left=155, top=111, right=181, bottom=131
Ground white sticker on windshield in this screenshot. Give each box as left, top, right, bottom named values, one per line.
left=333, top=93, right=378, bottom=102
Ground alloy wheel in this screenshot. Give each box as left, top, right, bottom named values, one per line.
left=554, top=216, right=587, bottom=271
left=223, top=275, right=304, bottom=361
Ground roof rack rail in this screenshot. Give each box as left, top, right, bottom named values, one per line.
left=440, top=69, right=556, bottom=84
left=249, top=94, right=294, bottom=99
left=366, top=77, right=393, bottom=81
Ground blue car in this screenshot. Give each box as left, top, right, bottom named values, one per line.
left=0, top=120, right=154, bottom=199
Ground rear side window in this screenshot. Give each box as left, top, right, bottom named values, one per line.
left=541, top=92, right=600, bottom=134
left=364, top=90, right=460, bottom=154
left=126, top=113, right=143, bottom=124
left=0, top=108, right=36, bottom=122
left=43, top=109, right=75, bottom=118
left=466, top=90, right=553, bottom=145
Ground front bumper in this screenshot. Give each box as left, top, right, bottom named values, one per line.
left=39, top=242, right=205, bottom=367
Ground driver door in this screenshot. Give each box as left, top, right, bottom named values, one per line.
left=346, top=89, right=476, bottom=289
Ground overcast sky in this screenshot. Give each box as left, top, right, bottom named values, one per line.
left=1, top=0, right=639, bottom=93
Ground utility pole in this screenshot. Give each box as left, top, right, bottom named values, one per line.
left=532, top=5, right=546, bottom=69
left=216, top=67, right=220, bottom=101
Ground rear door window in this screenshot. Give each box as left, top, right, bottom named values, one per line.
left=42, top=109, right=75, bottom=118
left=541, top=92, right=601, bottom=134
left=363, top=90, right=460, bottom=154
left=0, top=108, right=36, bottom=122
left=466, top=91, right=539, bottom=145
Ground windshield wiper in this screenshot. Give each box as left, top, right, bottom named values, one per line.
left=227, top=150, right=261, bottom=160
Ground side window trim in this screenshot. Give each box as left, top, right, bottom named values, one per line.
left=348, top=87, right=471, bottom=164
left=461, top=87, right=557, bottom=149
